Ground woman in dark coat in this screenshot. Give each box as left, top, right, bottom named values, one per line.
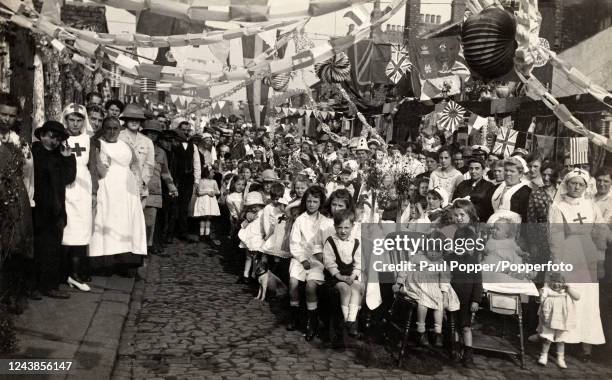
left=32, top=121, right=77, bottom=299
left=0, top=135, right=34, bottom=313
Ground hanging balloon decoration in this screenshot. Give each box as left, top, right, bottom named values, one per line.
left=314, top=52, right=351, bottom=84
left=461, top=7, right=518, bottom=79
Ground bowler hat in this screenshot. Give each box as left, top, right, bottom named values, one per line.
left=34, top=121, right=69, bottom=141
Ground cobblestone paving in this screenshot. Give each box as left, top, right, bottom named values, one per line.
left=112, top=241, right=612, bottom=379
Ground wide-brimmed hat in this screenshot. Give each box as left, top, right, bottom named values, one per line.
left=120, top=104, right=146, bottom=121
left=160, top=129, right=179, bottom=140
left=261, top=169, right=278, bottom=182
left=141, top=120, right=164, bottom=134
left=244, top=191, right=265, bottom=207
left=34, top=120, right=69, bottom=141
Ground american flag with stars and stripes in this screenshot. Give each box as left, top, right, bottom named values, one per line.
left=569, top=137, right=589, bottom=165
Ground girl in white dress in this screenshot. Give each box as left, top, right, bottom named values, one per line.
left=90, top=117, right=147, bottom=277
left=537, top=273, right=580, bottom=369
left=226, top=175, right=246, bottom=240
left=428, top=148, right=464, bottom=199
left=193, top=166, right=220, bottom=242
left=394, top=230, right=460, bottom=347
left=237, top=192, right=266, bottom=284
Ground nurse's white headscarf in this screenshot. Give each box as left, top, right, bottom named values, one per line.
left=62, top=103, right=93, bottom=136
left=553, top=168, right=591, bottom=204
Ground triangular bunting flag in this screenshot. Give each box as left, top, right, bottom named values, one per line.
left=305, top=110, right=312, bottom=119
left=218, top=100, right=226, bottom=111
left=321, top=111, right=328, bottom=119
left=329, top=111, right=335, bottom=118
left=258, top=105, right=265, bottom=112
left=289, top=107, right=296, bottom=115
left=298, top=109, right=305, bottom=116
left=275, top=107, right=281, bottom=113
left=313, top=110, right=320, bottom=118
left=282, top=107, right=289, bottom=116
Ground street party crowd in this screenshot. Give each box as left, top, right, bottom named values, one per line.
left=1, top=92, right=611, bottom=368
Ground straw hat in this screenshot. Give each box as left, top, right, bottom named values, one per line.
left=119, top=104, right=146, bottom=121
left=261, top=169, right=278, bottom=182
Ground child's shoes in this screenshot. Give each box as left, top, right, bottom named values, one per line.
left=538, top=352, right=548, bottom=366
left=557, top=354, right=567, bottom=369
left=417, top=332, right=430, bottom=347
left=434, top=333, right=443, bottom=348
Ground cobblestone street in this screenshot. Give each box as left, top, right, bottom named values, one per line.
left=112, top=241, right=612, bottom=379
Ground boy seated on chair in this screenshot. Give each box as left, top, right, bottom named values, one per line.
left=323, top=209, right=362, bottom=337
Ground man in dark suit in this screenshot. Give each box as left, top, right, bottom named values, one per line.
left=172, top=129, right=200, bottom=242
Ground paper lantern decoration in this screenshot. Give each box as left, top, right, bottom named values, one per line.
left=314, top=52, right=351, bottom=84
left=438, top=100, right=466, bottom=133
left=265, top=72, right=291, bottom=92
left=461, top=7, right=518, bottom=79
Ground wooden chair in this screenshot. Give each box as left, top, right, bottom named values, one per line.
left=382, top=294, right=418, bottom=367
left=472, top=291, right=526, bottom=369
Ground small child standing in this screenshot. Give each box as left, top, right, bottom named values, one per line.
left=323, top=210, right=362, bottom=337
left=537, top=273, right=580, bottom=369
left=447, top=226, right=483, bottom=368
left=192, top=166, right=220, bottom=242
left=226, top=175, right=246, bottom=239
left=394, top=230, right=459, bottom=347
left=261, top=183, right=291, bottom=259
left=237, top=192, right=266, bottom=284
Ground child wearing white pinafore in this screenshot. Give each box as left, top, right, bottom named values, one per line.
left=236, top=192, right=265, bottom=284
left=537, top=273, right=580, bottom=369
left=394, top=230, right=460, bottom=347
left=193, top=166, right=220, bottom=241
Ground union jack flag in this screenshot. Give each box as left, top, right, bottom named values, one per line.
left=385, top=44, right=411, bottom=84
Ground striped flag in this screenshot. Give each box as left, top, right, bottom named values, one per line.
left=343, top=5, right=370, bottom=26
left=569, top=137, right=589, bottom=165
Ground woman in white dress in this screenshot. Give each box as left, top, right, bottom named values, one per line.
left=428, top=147, right=464, bottom=200
left=549, top=168, right=607, bottom=360
left=89, top=117, right=147, bottom=277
